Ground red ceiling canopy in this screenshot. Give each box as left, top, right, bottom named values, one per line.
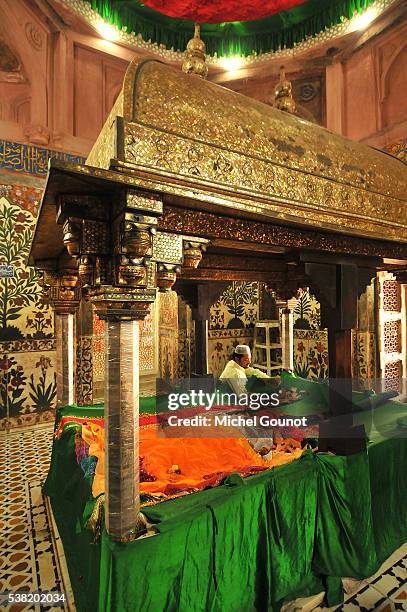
left=141, top=0, right=307, bottom=24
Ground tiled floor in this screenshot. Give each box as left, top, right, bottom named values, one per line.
left=1, top=423, right=406, bottom=611
left=317, top=547, right=407, bottom=611
left=0, top=423, right=74, bottom=611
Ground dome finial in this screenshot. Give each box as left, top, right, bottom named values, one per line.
left=182, top=23, right=208, bottom=79
left=273, top=66, right=296, bottom=114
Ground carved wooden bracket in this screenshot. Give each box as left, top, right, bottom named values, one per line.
left=39, top=270, right=81, bottom=314
left=182, top=237, right=209, bottom=269
left=265, top=264, right=313, bottom=302
left=57, top=191, right=162, bottom=299
left=156, top=263, right=180, bottom=292
left=35, top=186, right=211, bottom=312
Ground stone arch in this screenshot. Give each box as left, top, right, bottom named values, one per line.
left=0, top=1, right=49, bottom=135
left=12, top=95, right=31, bottom=124
left=382, top=42, right=407, bottom=128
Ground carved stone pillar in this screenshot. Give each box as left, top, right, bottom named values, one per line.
left=280, top=308, right=294, bottom=371
left=76, top=299, right=94, bottom=406
left=41, top=271, right=80, bottom=407
left=55, top=311, right=76, bottom=406
left=50, top=189, right=213, bottom=540
left=92, top=293, right=152, bottom=541
left=57, top=189, right=164, bottom=540
left=104, top=317, right=140, bottom=539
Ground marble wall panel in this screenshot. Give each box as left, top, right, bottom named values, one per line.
left=158, top=291, right=178, bottom=382
left=0, top=177, right=58, bottom=429
left=352, top=330, right=377, bottom=383
left=177, top=297, right=194, bottom=379
left=210, top=281, right=259, bottom=330
left=0, top=349, right=56, bottom=429
left=293, top=330, right=329, bottom=379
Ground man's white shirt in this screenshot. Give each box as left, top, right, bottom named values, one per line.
left=219, top=359, right=269, bottom=396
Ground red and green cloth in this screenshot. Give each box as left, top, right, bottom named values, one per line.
left=140, top=0, right=306, bottom=23
left=90, top=0, right=377, bottom=56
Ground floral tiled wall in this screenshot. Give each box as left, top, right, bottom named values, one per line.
left=352, top=280, right=377, bottom=382
left=209, top=329, right=254, bottom=378
left=0, top=189, right=53, bottom=341
left=0, top=140, right=85, bottom=429
left=291, top=289, right=328, bottom=379
left=291, top=283, right=377, bottom=381
left=207, top=282, right=259, bottom=377
left=210, top=282, right=259, bottom=329
left=158, top=290, right=179, bottom=382
left=0, top=183, right=56, bottom=429
left=207, top=283, right=326, bottom=380
left=293, top=331, right=329, bottom=379
left=293, top=290, right=321, bottom=330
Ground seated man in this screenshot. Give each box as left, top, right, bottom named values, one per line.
left=219, top=344, right=274, bottom=458
left=218, top=344, right=270, bottom=396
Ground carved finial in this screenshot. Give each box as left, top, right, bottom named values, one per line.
left=182, top=23, right=208, bottom=79
left=273, top=66, right=296, bottom=114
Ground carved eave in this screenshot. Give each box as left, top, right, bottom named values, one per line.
left=30, top=158, right=407, bottom=277
left=28, top=158, right=157, bottom=269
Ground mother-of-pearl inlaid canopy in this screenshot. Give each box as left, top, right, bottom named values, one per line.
left=86, top=56, right=407, bottom=244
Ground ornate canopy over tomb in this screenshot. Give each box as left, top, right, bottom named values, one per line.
left=29, top=55, right=407, bottom=542
left=31, top=56, right=407, bottom=276
left=86, top=57, right=407, bottom=243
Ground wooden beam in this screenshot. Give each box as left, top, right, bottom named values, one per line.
left=211, top=239, right=286, bottom=254
left=159, top=206, right=407, bottom=261
left=179, top=268, right=274, bottom=282
left=202, top=252, right=284, bottom=271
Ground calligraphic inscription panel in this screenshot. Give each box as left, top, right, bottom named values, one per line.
left=0, top=140, right=85, bottom=177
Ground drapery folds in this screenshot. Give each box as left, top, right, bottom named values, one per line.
left=140, top=0, right=306, bottom=23
left=90, top=0, right=377, bottom=56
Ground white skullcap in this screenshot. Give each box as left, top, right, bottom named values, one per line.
left=235, top=345, right=251, bottom=358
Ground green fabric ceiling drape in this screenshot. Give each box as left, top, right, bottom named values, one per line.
left=90, top=0, right=377, bottom=56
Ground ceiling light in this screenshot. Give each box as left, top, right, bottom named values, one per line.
left=220, top=56, right=245, bottom=71
left=350, top=6, right=378, bottom=31
left=96, top=19, right=119, bottom=41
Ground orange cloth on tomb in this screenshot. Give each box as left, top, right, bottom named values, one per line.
left=81, top=422, right=277, bottom=498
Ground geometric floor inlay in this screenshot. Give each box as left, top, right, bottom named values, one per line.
left=0, top=423, right=75, bottom=611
